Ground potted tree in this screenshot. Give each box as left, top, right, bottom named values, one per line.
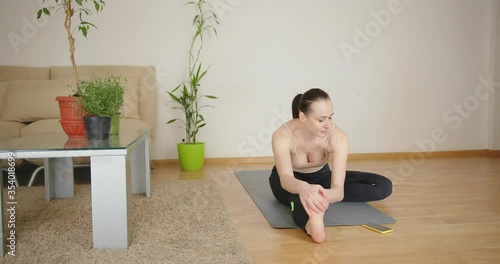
left=167, top=0, right=219, bottom=171
left=37, top=0, right=106, bottom=138
left=77, top=75, right=125, bottom=140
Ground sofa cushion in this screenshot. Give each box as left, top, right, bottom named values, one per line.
left=120, top=78, right=140, bottom=119
left=0, top=121, right=26, bottom=141
left=20, top=119, right=64, bottom=137
left=1, top=79, right=74, bottom=122
left=0, top=121, right=25, bottom=168
left=121, top=118, right=151, bottom=132
left=0, top=66, right=50, bottom=82
left=51, top=65, right=150, bottom=80
left=0, top=81, right=8, bottom=112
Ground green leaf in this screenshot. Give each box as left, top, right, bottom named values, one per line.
left=81, top=21, right=98, bottom=29
left=75, top=0, right=83, bottom=6
left=80, top=8, right=91, bottom=16
left=170, top=84, right=182, bottom=94
left=94, top=1, right=100, bottom=12
left=192, top=15, right=199, bottom=25
left=204, top=95, right=218, bottom=99
left=167, top=91, right=182, bottom=105
left=79, top=11, right=84, bottom=22
left=80, top=26, right=88, bottom=38
left=182, top=86, right=190, bottom=100
left=198, top=68, right=208, bottom=81
left=167, top=119, right=177, bottom=124
left=36, top=9, right=43, bottom=19
left=212, top=11, right=219, bottom=20
left=195, top=63, right=202, bottom=78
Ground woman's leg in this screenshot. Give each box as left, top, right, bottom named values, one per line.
left=269, top=166, right=309, bottom=227
left=342, top=171, right=393, bottom=202
left=269, top=165, right=332, bottom=242
left=298, top=165, right=331, bottom=243
left=269, top=166, right=293, bottom=205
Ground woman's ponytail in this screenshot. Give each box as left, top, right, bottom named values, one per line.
left=291, top=93, right=302, bottom=118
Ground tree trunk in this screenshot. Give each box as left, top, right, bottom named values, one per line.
left=64, top=0, right=79, bottom=91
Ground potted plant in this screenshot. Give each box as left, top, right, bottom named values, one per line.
left=37, top=0, right=106, bottom=138
left=77, top=75, right=125, bottom=140
left=167, top=0, right=219, bottom=171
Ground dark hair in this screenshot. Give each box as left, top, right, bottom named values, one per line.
left=291, top=88, right=330, bottom=118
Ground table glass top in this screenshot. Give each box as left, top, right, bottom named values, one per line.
left=0, top=130, right=149, bottom=152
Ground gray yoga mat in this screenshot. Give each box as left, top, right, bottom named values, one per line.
left=235, top=170, right=396, bottom=228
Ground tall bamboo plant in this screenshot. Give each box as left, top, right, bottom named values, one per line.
left=167, top=0, right=219, bottom=144
left=37, top=0, right=106, bottom=90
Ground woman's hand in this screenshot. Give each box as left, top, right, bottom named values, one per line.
left=299, top=184, right=329, bottom=216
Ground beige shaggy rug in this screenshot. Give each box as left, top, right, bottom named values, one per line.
left=1, top=179, right=252, bottom=264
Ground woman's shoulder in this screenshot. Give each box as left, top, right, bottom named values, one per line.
left=272, top=120, right=295, bottom=142
left=332, top=125, right=348, bottom=138
left=326, top=125, right=349, bottom=151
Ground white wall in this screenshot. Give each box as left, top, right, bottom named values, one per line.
left=495, top=83, right=500, bottom=151
left=0, top=0, right=497, bottom=159
left=494, top=0, right=500, bottom=151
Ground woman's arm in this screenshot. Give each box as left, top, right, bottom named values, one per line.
left=272, top=129, right=329, bottom=215
left=272, top=129, right=306, bottom=194
left=324, top=127, right=349, bottom=203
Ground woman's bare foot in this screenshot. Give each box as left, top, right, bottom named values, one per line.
left=305, top=212, right=326, bottom=243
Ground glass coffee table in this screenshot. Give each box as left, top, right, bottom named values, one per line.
left=0, top=129, right=151, bottom=255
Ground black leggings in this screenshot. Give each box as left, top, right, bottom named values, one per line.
left=268, top=164, right=392, bottom=230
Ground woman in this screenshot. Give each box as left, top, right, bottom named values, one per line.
left=269, top=88, right=392, bottom=243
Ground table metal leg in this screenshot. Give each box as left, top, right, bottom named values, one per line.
left=44, top=157, right=74, bottom=202
left=131, top=136, right=151, bottom=198
left=90, top=155, right=131, bottom=249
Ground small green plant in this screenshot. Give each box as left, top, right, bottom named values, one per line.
left=167, top=0, right=219, bottom=144
left=37, top=0, right=106, bottom=90
left=77, top=75, right=125, bottom=117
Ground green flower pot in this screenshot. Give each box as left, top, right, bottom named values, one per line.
left=177, top=142, right=205, bottom=171
left=110, top=113, right=120, bottom=135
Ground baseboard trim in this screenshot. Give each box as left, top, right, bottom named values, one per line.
left=152, top=156, right=275, bottom=167
left=348, top=149, right=493, bottom=160
left=152, top=149, right=497, bottom=167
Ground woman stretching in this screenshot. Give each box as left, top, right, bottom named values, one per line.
left=269, top=88, right=392, bottom=243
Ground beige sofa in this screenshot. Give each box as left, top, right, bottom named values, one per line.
left=0, top=65, right=157, bottom=179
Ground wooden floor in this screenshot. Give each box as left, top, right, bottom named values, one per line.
left=152, top=156, right=500, bottom=264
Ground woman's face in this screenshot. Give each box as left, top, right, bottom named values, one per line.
left=301, top=99, right=334, bottom=137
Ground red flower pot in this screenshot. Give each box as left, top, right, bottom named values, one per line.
left=56, top=96, right=86, bottom=138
